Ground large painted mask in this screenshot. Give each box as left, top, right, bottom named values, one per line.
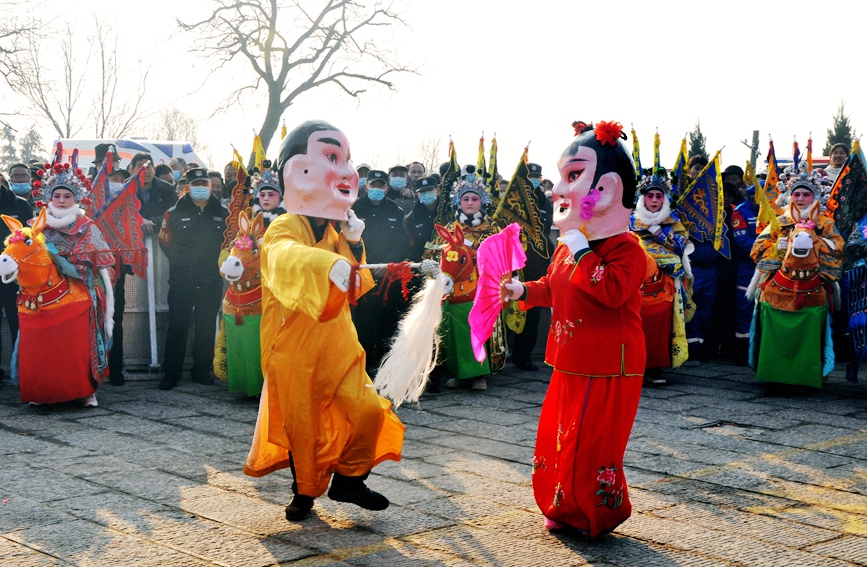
left=278, top=120, right=359, bottom=221
left=552, top=121, right=637, bottom=240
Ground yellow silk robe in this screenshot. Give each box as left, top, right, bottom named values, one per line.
left=244, top=214, right=405, bottom=497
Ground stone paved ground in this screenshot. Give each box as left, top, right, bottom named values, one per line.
left=2, top=360, right=867, bottom=566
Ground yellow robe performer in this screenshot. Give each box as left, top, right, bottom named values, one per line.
left=244, top=213, right=405, bottom=495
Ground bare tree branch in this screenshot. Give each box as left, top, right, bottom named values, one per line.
left=177, top=0, right=418, bottom=151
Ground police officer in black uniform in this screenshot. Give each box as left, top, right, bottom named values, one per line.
left=404, top=175, right=440, bottom=261
left=511, top=163, right=553, bottom=371
left=351, top=170, right=411, bottom=371
left=0, top=164, right=33, bottom=380
left=157, top=168, right=229, bottom=390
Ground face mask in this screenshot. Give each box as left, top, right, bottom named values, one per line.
left=108, top=182, right=124, bottom=197
left=172, top=170, right=181, bottom=182
left=10, top=182, right=31, bottom=196
left=358, top=178, right=367, bottom=190
left=190, top=186, right=211, bottom=201
left=389, top=177, right=407, bottom=190
left=367, top=188, right=386, bottom=202
left=530, top=178, right=541, bottom=189
left=418, top=191, right=436, bottom=205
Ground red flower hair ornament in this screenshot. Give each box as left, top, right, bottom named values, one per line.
left=594, top=121, right=626, bottom=146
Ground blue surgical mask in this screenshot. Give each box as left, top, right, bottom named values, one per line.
left=367, top=188, right=386, bottom=202
left=109, top=182, right=124, bottom=198
left=10, top=182, right=31, bottom=196
left=389, top=177, right=407, bottom=190
left=358, top=178, right=367, bottom=190
left=418, top=191, right=436, bottom=205
left=172, top=170, right=181, bottom=182
left=190, top=186, right=211, bottom=201
left=530, top=178, right=541, bottom=189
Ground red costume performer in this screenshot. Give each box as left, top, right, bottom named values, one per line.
left=504, top=121, right=645, bottom=538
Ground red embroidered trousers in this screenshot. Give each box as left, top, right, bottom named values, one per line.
left=532, top=371, right=643, bottom=537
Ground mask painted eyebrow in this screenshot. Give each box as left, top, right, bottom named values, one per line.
left=564, top=158, right=590, bottom=165
left=318, top=137, right=342, bottom=148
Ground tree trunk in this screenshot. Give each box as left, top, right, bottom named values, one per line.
left=257, top=93, right=284, bottom=161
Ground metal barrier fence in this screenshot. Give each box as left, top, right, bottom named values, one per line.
left=0, top=229, right=556, bottom=374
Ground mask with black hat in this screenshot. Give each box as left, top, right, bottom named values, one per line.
left=388, top=164, right=408, bottom=191
left=528, top=163, right=542, bottom=189
left=415, top=176, right=439, bottom=206
left=186, top=168, right=212, bottom=202
left=365, top=170, right=388, bottom=202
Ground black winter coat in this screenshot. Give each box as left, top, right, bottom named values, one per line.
left=158, top=194, right=229, bottom=288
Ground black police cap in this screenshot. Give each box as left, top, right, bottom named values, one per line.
left=367, top=170, right=388, bottom=183
left=528, top=163, right=542, bottom=175
left=416, top=176, right=439, bottom=191
left=186, top=167, right=209, bottom=184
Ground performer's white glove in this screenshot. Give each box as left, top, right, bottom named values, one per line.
left=557, top=229, right=589, bottom=256
left=648, top=224, right=662, bottom=235
left=501, top=277, right=526, bottom=303
left=776, top=237, right=788, bottom=251
left=328, top=259, right=360, bottom=293
left=340, top=209, right=365, bottom=243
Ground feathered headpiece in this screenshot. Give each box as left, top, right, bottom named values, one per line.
left=450, top=176, right=491, bottom=207
left=775, top=161, right=834, bottom=213
left=250, top=160, right=281, bottom=195
left=638, top=168, right=673, bottom=196
left=33, top=161, right=92, bottom=208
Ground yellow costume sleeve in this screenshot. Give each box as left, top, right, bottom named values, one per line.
left=261, top=216, right=373, bottom=322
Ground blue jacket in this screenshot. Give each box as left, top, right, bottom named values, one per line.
left=731, top=200, right=759, bottom=263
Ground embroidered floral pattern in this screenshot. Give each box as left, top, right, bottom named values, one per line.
left=553, top=319, right=579, bottom=346
left=590, top=263, right=606, bottom=285
left=553, top=483, right=565, bottom=507
left=556, top=424, right=564, bottom=452
left=595, top=464, right=624, bottom=509
left=562, top=253, right=576, bottom=266
left=532, top=455, right=547, bottom=474
left=446, top=250, right=459, bottom=262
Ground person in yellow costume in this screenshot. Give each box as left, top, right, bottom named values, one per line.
left=243, top=120, right=405, bottom=522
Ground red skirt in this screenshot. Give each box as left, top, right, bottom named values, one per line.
left=641, top=298, right=673, bottom=368
left=18, top=301, right=95, bottom=404
left=533, top=371, right=643, bottom=537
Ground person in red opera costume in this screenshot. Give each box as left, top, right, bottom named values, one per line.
left=503, top=120, right=645, bottom=538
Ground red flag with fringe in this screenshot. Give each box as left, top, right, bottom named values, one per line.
left=93, top=166, right=147, bottom=279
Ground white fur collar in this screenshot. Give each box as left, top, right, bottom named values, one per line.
left=457, top=210, right=487, bottom=227
left=634, top=195, right=672, bottom=226
left=45, top=204, right=84, bottom=229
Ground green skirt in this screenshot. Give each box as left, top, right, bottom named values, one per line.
left=441, top=300, right=490, bottom=380
left=223, top=313, right=264, bottom=396
left=755, top=303, right=826, bottom=388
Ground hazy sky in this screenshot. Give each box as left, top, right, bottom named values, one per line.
left=6, top=0, right=867, bottom=179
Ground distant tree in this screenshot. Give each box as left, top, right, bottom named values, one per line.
left=150, top=108, right=212, bottom=168
left=0, top=15, right=151, bottom=139
left=689, top=119, right=708, bottom=160
left=416, top=134, right=444, bottom=175
left=823, top=100, right=856, bottom=155
left=178, top=0, right=417, bottom=155
left=18, top=125, right=43, bottom=163
left=0, top=125, right=18, bottom=169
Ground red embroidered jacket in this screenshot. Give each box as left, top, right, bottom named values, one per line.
left=521, top=232, right=646, bottom=377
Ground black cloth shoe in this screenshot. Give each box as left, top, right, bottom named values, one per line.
left=514, top=360, right=538, bottom=371
left=108, top=371, right=125, bottom=386
left=285, top=495, right=314, bottom=521
left=158, top=376, right=178, bottom=390
left=192, top=372, right=214, bottom=385
left=328, top=474, right=389, bottom=511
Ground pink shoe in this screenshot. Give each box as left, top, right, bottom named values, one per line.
left=544, top=517, right=565, bottom=531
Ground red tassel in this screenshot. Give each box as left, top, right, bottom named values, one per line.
left=375, top=261, right=414, bottom=304
left=235, top=311, right=243, bottom=326
left=348, top=263, right=360, bottom=307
